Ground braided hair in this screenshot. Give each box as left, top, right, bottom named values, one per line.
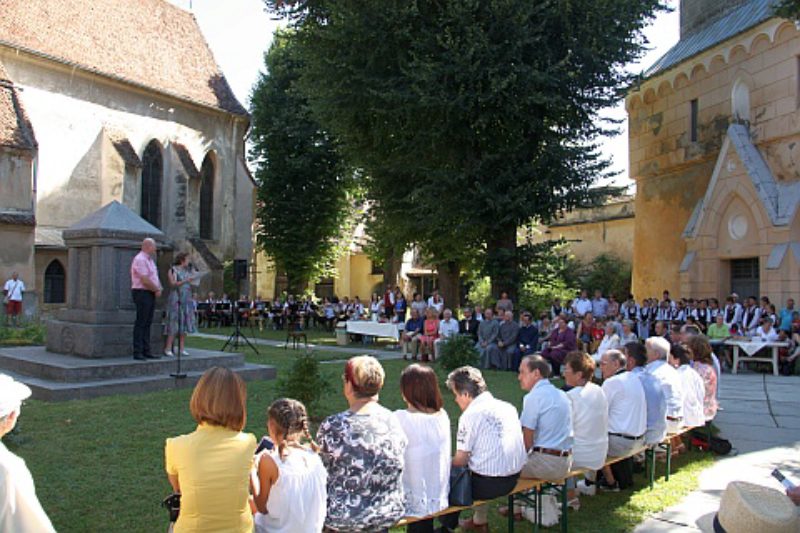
left=267, top=398, right=319, bottom=460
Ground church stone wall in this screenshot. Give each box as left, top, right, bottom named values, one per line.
left=0, top=51, right=254, bottom=275
left=628, top=20, right=800, bottom=301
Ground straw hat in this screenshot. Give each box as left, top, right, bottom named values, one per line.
left=0, top=373, right=31, bottom=417
left=698, top=481, right=799, bottom=533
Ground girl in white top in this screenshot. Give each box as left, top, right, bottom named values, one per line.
left=670, top=344, right=705, bottom=429
left=394, top=364, right=451, bottom=530
left=252, top=399, right=327, bottom=533
left=563, top=352, right=609, bottom=470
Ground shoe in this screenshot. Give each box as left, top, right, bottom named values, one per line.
left=457, top=518, right=488, bottom=532
left=598, top=479, right=620, bottom=492
left=181, top=350, right=189, bottom=357
left=576, top=479, right=596, bottom=496
left=144, top=354, right=162, bottom=359
left=164, top=350, right=174, bottom=357
left=568, top=497, right=580, bottom=511
left=498, top=506, right=523, bottom=521
left=133, top=355, right=146, bottom=361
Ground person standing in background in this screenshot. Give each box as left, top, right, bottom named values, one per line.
left=130, top=238, right=162, bottom=361
left=3, top=272, right=25, bottom=327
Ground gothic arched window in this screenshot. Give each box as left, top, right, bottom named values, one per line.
left=44, top=260, right=66, bottom=304
left=199, top=153, right=215, bottom=239
left=141, top=140, right=163, bottom=228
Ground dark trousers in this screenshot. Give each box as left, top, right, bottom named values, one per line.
left=407, top=519, right=435, bottom=533
left=439, top=471, right=520, bottom=530
left=132, top=289, right=156, bottom=357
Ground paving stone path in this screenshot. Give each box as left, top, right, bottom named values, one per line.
left=635, top=372, right=800, bottom=532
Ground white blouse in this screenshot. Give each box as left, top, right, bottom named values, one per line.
left=254, top=447, right=328, bottom=533
left=677, top=365, right=706, bottom=428
left=394, top=409, right=451, bottom=517
left=567, top=383, right=609, bottom=470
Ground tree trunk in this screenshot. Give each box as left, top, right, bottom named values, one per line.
left=383, top=249, right=403, bottom=290
left=286, top=272, right=309, bottom=297
left=437, top=261, right=461, bottom=311
left=487, top=223, right=519, bottom=305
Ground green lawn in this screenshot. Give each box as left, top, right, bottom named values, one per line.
left=5, top=337, right=713, bottom=532
left=197, top=324, right=399, bottom=348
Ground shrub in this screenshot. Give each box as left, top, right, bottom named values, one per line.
left=437, top=334, right=479, bottom=372
left=0, top=322, right=46, bottom=346
left=276, top=352, right=331, bottom=415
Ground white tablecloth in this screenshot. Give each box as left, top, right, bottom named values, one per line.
left=724, top=339, right=788, bottom=356
left=346, top=321, right=403, bottom=340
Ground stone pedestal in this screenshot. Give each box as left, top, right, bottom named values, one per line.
left=46, top=201, right=168, bottom=358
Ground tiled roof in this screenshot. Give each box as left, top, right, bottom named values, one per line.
left=644, top=0, right=778, bottom=79
left=0, top=61, right=37, bottom=151
left=0, top=0, right=247, bottom=116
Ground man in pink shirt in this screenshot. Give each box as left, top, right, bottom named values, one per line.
left=130, top=238, right=163, bottom=360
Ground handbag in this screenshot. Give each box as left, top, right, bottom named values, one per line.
left=162, top=492, right=181, bottom=523
left=448, top=465, right=473, bottom=506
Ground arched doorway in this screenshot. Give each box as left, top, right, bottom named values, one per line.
left=44, top=260, right=66, bottom=304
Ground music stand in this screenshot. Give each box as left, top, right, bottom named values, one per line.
left=222, top=301, right=259, bottom=355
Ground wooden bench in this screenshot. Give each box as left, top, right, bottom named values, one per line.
left=395, top=426, right=709, bottom=532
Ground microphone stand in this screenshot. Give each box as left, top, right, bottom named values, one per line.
left=171, top=267, right=187, bottom=379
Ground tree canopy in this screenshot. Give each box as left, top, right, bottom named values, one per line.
left=265, top=0, right=664, bottom=305
left=250, top=31, right=354, bottom=294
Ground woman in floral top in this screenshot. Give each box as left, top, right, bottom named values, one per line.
left=317, top=356, right=407, bottom=532
left=687, top=335, right=718, bottom=421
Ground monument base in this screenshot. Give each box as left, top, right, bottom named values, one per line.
left=46, top=319, right=162, bottom=359
left=0, top=346, right=276, bottom=401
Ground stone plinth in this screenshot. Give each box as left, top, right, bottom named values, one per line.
left=46, top=201, right=168, bottom=358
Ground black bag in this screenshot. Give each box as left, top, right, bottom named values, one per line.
left=449, top=466, right=473, bottom=506
left=709, top=435, right=733, bottom=456
left=162, top=493, right=181, bottom=523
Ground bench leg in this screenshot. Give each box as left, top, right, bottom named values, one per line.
left=646, top=448, right=655, bottom=490
left=507, top=494, right=515, bottom=533
left=535, top=486, right=542, bottom=533
left=665, top=441, right=672, bottom=482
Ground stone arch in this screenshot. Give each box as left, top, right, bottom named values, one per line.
left=44, top=259, right=66, bottom=304
left=643, top=87, right=658, bottom=105
left=705, top=185, right=769, bottom=249
left=708, top=54, right=727, bottom=74
left=774, top=21, right=798, bottom=44
left=199, top=151, right=216, bottom=240
left=728, top=44, right=749, bottom=66
left=748, top=33, right=771, bottom=56
left=657, top=80, right=673, bottom=99
left=140, top=139, right=163, bottom=228
left=673, top=73, right=690, bottom=90
left=626, top=94, right=642, bottom=112
left=690, top=63, right=707, bottom=83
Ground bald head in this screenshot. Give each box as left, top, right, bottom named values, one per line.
left=142, top=238, right=156, bottom=254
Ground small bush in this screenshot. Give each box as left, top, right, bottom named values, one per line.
left=437, top=334, right=479, bottom=372
left=0, top=323, right=46, bottom=346
left=276, top=352, right=331, bottom=415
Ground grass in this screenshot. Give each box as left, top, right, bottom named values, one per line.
left=198, top=323, right=398, bottom=348
left=4, top=336, right=714, bottom=532
left=0, top=322, right=45, bottom=346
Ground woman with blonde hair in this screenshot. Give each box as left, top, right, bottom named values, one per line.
left=317, top=355, right=407, bottom=531
left=252, top=398, right=327, bottom=533
left=165, top=367, right=256, bottom=532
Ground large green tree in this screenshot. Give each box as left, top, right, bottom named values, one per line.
left=250, top=30, right=353, bottom=294
left=266, top=0, right=663, bottom=305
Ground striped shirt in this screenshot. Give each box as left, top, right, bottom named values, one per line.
left=456, top=392, right=526, bottom=477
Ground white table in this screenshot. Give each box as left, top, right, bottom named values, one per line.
left=345, top=321, right=404, bottom=341
left=725, top=339, right=789, bottom=376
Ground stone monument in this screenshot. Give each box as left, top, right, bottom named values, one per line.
left=46, top=201, right=167, bottom=358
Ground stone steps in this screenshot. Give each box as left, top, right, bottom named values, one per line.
left=0, top=346, right=276, bottom=401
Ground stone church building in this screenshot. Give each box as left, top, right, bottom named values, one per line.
left=629, top=0, right=800, bottom=303
left=0, top=0, right=254, bottom=316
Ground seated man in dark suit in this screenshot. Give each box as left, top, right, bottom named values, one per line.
left=517, top=311, right=539, bottom=361
left=459, top=307, right=480, bottom=342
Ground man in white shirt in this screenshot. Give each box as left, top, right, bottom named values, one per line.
left=598, top=349, right=646, bottom=491
left=645, top=336, right=685, bottom=433
left=434, top=308, right=460, bottom=358
left=518, top=355, right=573, bottom=481
left=3, top=272, right=25, bottom=327
left=741, top=296, right=762, bottom=336
left=572, top=290, right=592, bottom=318
left=755, top=317, right=780, bottom=342
left=443, top=366, right=525, bottom=531
left=0, top=374, right=56, bottom=532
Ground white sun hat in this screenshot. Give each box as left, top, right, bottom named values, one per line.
left=0, top=373, right=32, bottom=417
left=698, top=480, right=799, bottom=533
